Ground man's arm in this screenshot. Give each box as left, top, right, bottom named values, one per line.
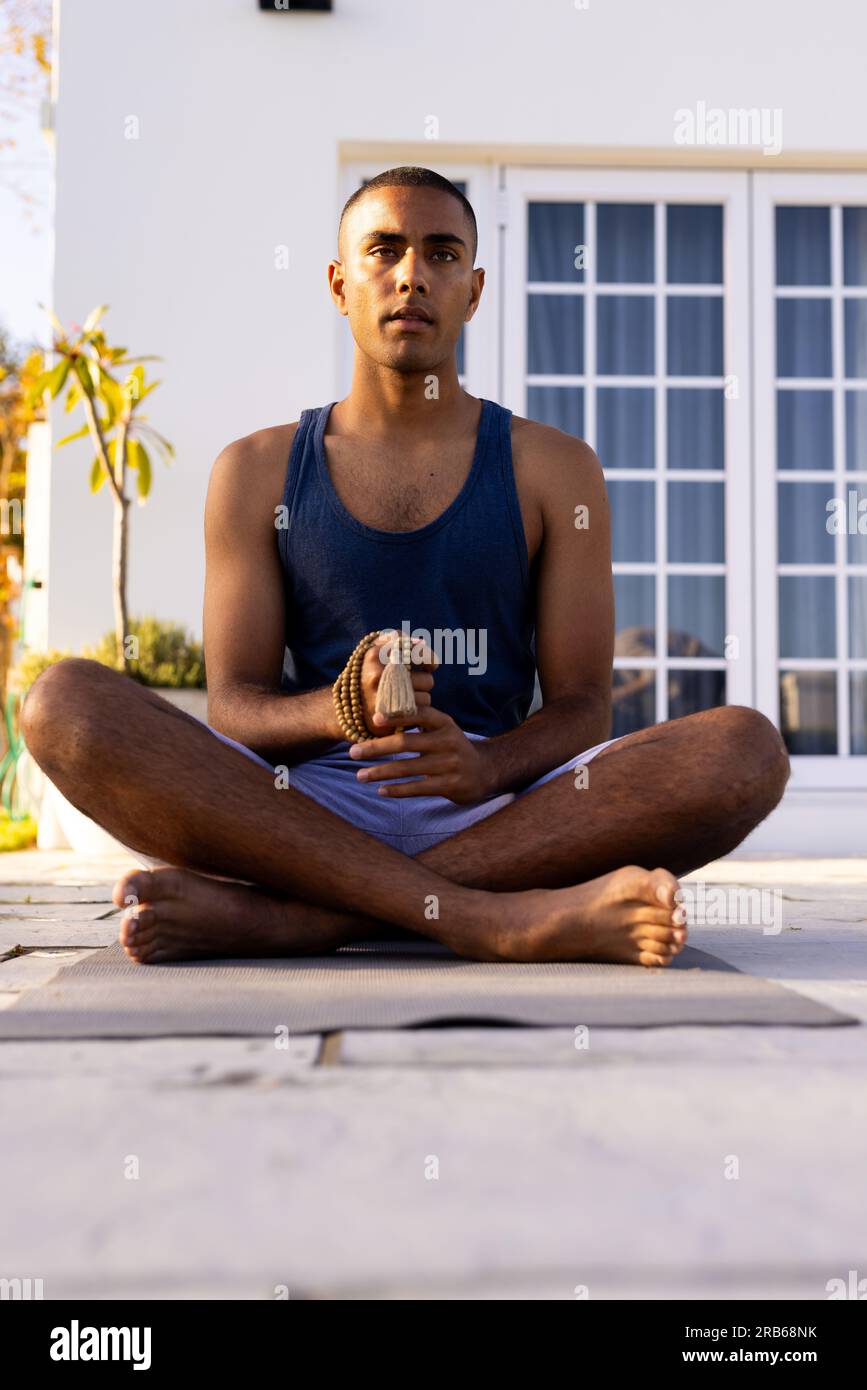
left=203, top=431, right=345, bottom=764
left=476, top=426, right=615, bottom=796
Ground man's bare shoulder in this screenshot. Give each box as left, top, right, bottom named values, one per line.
left=511, top=413, right=601, bottom=470
left=213, top=420, right=300, bottom=479
left=509, top=414, right=605, bottom=515
left=206, top=422, right=301, bottom=528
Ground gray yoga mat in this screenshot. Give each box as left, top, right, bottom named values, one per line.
left=0, top=939, right=855, bottom=1037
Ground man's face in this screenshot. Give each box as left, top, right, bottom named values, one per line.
left=329, top=186, right=484, bottom=372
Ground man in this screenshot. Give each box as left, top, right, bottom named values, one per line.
left=22, top=166, right=790, bottom=967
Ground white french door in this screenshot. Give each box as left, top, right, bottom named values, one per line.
left=502, top=168, right=753, bottom=732
left=754, top=172, right=867, bottom=791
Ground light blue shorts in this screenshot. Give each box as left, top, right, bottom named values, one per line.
left=124, top=723, right=623, bottom=869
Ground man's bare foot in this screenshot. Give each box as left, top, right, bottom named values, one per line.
left=113, top=866, right=379, bottom=964
left=490, top=865, right=687, bottom=966
left=112, top=863, right=685, bottom=969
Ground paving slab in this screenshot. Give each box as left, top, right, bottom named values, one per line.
left=687, top=856, right=867, bottom=886
left=0, top=885, right=116, bottom=904
left=0, top=948, right=97, bottom=992
left=0, top=902, right=118, bottom=921
left=339, top=1021, right=867, bottom=1068
left=0, top=919, right=122, bottom=951
left=0, top=849, right=137, bottom=886
left=0, top=1035, right=321, bottom=1080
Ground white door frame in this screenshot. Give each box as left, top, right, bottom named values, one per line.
left=754, top=171, right=867, bottom=790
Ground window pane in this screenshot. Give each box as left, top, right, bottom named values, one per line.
left=667, top=205, right=723, bottom=285
left=775, top=206, right=831, bottom=286
left=668, top=388, right=724, bottom=470
left=668, top=668, right=726, bottom=719
left=843, top=207, right=867, bottom=287
left=597, top=203, right=654, bottom=283
left=667, top=481, right=724, bottom=563
left=846, top=487, right=867, bottom=563
left=777, top=482, right=836, bottom=564
left=780, top=670, right=837, bottom=754
left=608, top=480, right=655, bottom=562
left=778, top=576, right=836, bottom=658
left=596, top=295, right=654, bottom=375
left=845, top=392, right=867, bottom=471
left=850, top=673, right=867, bottom=754
left=778, top=390, right=833, bottom=470
left=668, top=575, right=726, bottom=656
left=849, top=577, right=867, bottom=659
left=667, top=296, right=723, bottom=376
left=597, top=387, right=654, bottom=469
left=612, top=668, right=655, bottom=736
left=528, top=202, right=585, bottom=283
left=615, top=574, right=655, bottom=649
left=776, top=300, right=832, bottom=377
left=527, top=386, right=583, bottom=437
left=844, top=299, right=867, bottom=378
left=456, top=327, right=465, bottom=377
left=527, top=294, right=583, bottom=374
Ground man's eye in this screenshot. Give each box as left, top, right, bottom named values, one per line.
left=370, top=247, right=456, bottom=260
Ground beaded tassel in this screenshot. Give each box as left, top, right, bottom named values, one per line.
left=375, top=631, right=418, bottom=723
left=331, top=629, right=418, bottom=744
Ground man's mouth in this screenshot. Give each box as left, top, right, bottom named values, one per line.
left=389, top=307, right=434, bottom=328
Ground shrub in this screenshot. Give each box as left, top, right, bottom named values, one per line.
left=83, top=616, right=205, bottom=688
left=7, top=648, right=73, bottom=694
left=0, top=809, right=37, bottom=852
left=8, top=617, right=205, bottom=693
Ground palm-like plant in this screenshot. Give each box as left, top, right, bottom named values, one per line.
left=29, top=304, right=174, bottom=669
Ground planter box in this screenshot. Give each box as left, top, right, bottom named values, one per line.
left=37, top=687, right=208, bottom=854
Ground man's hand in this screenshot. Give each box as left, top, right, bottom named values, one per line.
left=358, top=633, right=437, bottom=737
left=348, top=704, right=495, bottom=804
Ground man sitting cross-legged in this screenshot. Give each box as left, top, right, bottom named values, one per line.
left=21, top=166, right=790, bottom=966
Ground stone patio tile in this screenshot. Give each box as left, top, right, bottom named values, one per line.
left=340, top=1021, right=867, bottom=1067
left=0, top=919, right=122, bottom=951
left=0, top=902, right=119, bottom=921
left=0, top=885, right=116, bottom=904
left=0, top=948, right=99, bottom=992
left=0, top=1035, right=321, bottom=1078
left=687, top=856, right=867, bottom=886
left=0, top=849, right=138, bottom=886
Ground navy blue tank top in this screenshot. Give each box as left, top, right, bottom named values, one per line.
left=276, top=397, right=536, bottom=737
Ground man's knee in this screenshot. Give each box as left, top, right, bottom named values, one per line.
left=717, top=704, right=791, bottom=809
left=20, top=657, right=114, bottom=768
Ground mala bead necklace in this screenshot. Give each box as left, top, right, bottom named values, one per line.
left=332, top=629, right=418, bottom=744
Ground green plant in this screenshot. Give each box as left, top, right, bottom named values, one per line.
left=28, top=305, right=174, bottom=671
left=6, top=646, right=72, bottom=694
left=0, top=331, right=45, bottom=701
left=9, top=618, right=205, bottom=694
left=0, top=807, right=36, bottom=852
left=82, top=616, right=204, bottom=689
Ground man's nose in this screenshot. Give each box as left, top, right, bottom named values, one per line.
left=396, top=250, right=429, bottom=295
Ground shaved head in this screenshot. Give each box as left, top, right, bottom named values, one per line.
left=338, top=166, right=477, bottom=265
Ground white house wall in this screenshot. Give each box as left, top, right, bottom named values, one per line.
left=49, top=0, right=867, bottom=649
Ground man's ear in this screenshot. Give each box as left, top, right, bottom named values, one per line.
left=465, top=266, right=485, bottom=323
left=327, top=260, right=348, bottom=314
